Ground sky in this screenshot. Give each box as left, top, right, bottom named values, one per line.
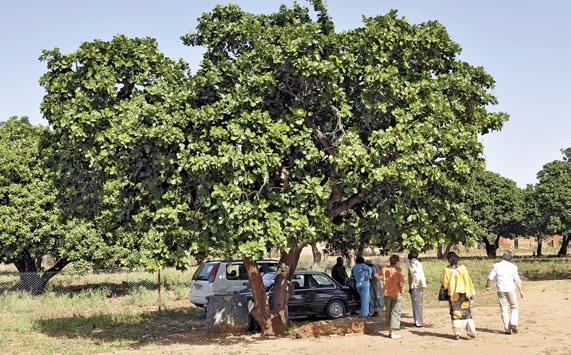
left=1, top=0, right=569, bottom=187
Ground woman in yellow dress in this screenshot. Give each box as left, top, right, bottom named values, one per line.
left=441, top=251, right=477, bottom=340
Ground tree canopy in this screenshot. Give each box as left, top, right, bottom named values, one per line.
left=0, top=117, right=119, bottom=292
left=39, top=3, right=508, bottom=333
left=462, top=170, right=524, bottom=257
left=535, top=147, right=571, bottom=256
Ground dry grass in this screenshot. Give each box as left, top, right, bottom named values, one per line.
left=0, top=246, right=568, bottom=355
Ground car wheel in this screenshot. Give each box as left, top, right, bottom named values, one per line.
left=326, top=299, right=346, bottom=319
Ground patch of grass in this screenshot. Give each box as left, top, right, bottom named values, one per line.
left=0, top=250, right=568, bottom=354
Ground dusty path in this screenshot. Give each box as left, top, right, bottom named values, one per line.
left=103, top=279, right=571, bottom=355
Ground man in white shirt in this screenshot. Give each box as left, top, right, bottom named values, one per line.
left=486, top=250, right=525, bottom=334
left=407, top=252, right=427, bottom=327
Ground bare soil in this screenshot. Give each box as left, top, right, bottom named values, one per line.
left=102, top=279, right=571, bottom=355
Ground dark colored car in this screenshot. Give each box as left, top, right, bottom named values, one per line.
left=240, top=270, right=361, bottom=319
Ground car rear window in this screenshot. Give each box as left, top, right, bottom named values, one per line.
left=310, top=273, right=335, bottom=288
left=192, top=262, right=217, bottom=281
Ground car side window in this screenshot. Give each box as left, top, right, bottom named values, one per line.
left=292, top=275, right=306, bottom=289
left=311, top=274, right=335, bottom=288
left=258, top=263, right=279, bottom=274
left=226, top=264, right=242, bottom=280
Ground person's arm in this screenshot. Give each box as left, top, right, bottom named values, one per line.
left=408, top=267, right=413, bottom=293
left=516, top=281, right=524, bottom=298
left=485, top=266, right=496, bottom=294
left=514, top=268, right=524, bottom=298
left=485, top=278, right=493, bottom=294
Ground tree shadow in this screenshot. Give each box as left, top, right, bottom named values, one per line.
left=50, top=281, right=158, bottom=297
left=34, top=307, right=303, bottom=350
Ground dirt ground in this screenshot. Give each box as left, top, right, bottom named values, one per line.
left=103, top=279, right=571, bottom=355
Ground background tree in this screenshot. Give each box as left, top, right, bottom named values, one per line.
left=40, top=2, right=507, bottom=335
left=39, top=35, right=192, bottom=271
left=535, top=147, right=571, bottom=256
left=463, top=170, right=524, bottom=257
left=0, top=117, right=117, bottom=293
left=521, top=184, right=546, bottom=256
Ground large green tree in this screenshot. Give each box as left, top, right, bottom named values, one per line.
left=463, top=170, right=525, bottom=257
left=0, top=117, right=117, bottom=293
left=535, top=147, right=571, bottom=256
left=521, top=184, right=547, bottom=256
left=40, top=2, right=507, bottom=334
left=39, top=35, right=191, bottom=270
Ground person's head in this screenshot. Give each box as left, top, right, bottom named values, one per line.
left=408, top=251, right=418, bottom=260
left=336, top=256, right=344, bottom=265
left=447, top=251, right=459, bottom=265
left=389, top=254, right=400, bottom=265
left=356, top=256, right=365, bottom=264
left=365, top=259, right=373, bottom=266
left=502, top=250, right=514, bottom=261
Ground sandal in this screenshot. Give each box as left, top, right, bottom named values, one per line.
left=466, top=324, right=476, bottom=338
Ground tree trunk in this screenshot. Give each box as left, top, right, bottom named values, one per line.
left=536, top=236, right=543, bottom=257
left=245, top=241, right=307, bottom=336
left=310, top=241, right=322, bottom=268
left=437, top=245, right=444, bottom=259
left=13, top=250, right=69, bottom=294
left=347, top=249, right=356, bottom=268
left=482, top=236, right=500, bottom=258
left=557, top=235, right=569, bottom=257
left=444, top=242, right=454, bottom=257
left=356, top=243, right=365, bottom=258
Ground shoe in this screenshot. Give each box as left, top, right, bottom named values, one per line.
left=454, top=335, right=460, bottom=340
left=504, top=329, right=511, bottom=335
left=389, top=333, right=401, bottom=339
left=510, top=325, right=518, bottom=334
left=466, top=323, right=476, bottom=338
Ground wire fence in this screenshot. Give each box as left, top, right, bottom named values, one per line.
left=0, top=268, right=181, bottom=296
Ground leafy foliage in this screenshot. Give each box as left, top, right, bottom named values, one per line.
left=0, top=117, right=119, bottom=291
left=535, top=147, right=571, bottom=255
left=39, top=3, right=508, bottom=333
left=464, top=170, right=525, bottom=237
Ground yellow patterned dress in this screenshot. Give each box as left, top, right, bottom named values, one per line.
left=441, top=265, right=476, bottom=328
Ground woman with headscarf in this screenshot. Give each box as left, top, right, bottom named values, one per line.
left=441, top=251, right=477, bottom=340
left=366, top=260, right=384, bottom=316
left=351, top=256, right=372, bottom=317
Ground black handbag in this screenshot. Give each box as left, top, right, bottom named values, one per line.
left=438, top=285, right=449, bottom=301
left=347, top=276, right=356, bottom=288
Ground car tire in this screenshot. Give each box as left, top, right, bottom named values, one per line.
left=326, top=299, right=346, bottom=319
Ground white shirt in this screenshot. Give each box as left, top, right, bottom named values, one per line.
left=487, top=260, right=522, bottom=292
left=408, top=258, right=427, bottom=289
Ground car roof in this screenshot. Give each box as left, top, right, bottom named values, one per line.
left=294, top=270, right=326, bottom=275
left=202, top=259, right=279, bottom=264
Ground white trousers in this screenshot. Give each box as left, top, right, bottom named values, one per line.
left=497, top=291, right=519, bottom=330
left=410, top=288, right=424, bottom=326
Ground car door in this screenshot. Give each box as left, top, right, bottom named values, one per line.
left=306, top=273, right=336, bottom=314
left=287, top=274, right=308, bottom=316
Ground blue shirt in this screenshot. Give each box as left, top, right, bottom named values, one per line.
left=352, top=263, right=372, bottom=283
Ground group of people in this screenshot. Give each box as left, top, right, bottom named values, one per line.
left=331, top=249, right=524, bottom=340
